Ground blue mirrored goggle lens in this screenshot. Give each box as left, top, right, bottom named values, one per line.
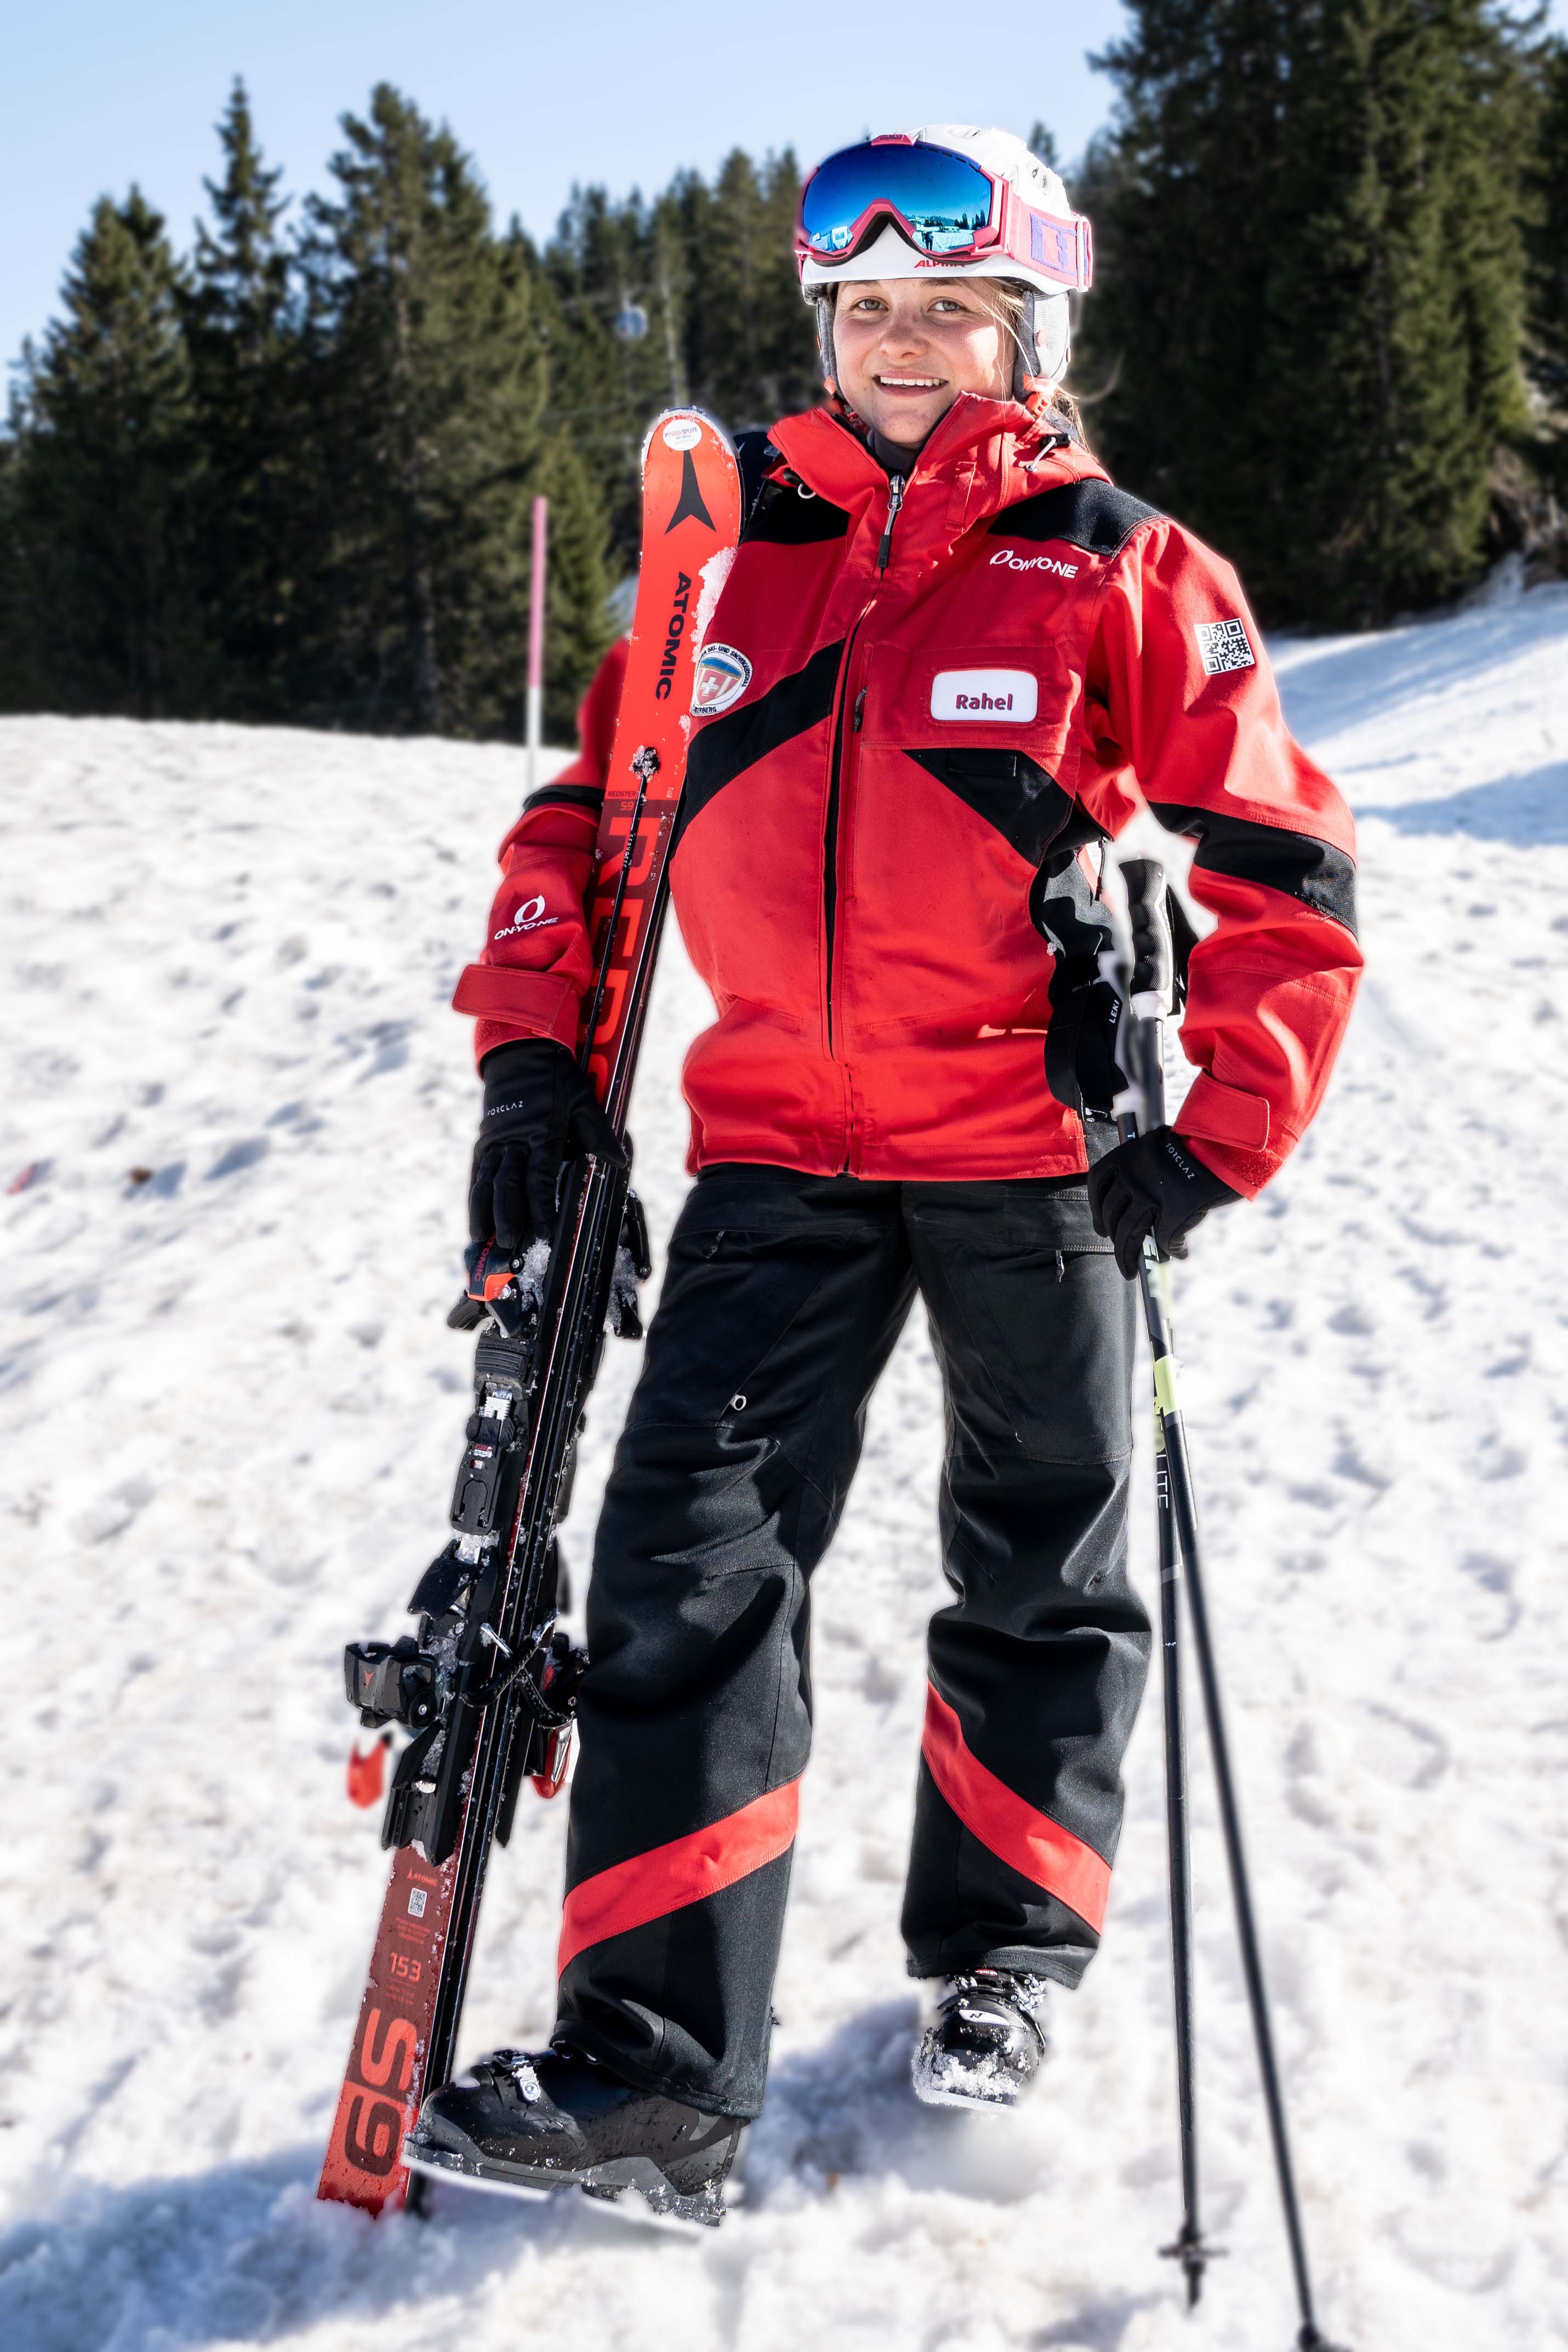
left=801, top=143, right=996, bottom=257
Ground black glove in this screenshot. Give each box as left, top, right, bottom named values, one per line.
left=1087, top=1126, right=1239, bottom=1279
left=468, top=1039, right=626, bottom=1257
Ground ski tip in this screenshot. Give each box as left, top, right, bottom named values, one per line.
left=639, top=406, right=739, bottom=472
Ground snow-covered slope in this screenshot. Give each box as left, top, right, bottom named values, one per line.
left=3, top=571, right=1566, bottom=2352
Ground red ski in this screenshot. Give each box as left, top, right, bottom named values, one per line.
left=318, top=408, right=742, bottom=2217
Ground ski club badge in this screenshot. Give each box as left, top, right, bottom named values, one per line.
left=692, top=643, right=752, bottom=716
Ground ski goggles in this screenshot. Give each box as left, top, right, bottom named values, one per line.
left=795, top=138, right=1093, bottom=290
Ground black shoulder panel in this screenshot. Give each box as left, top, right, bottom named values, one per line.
left=734, top=428, right=777, bottom=529
left=739, top=437, right=851, bottom=546
left=1149, top=801, right=1359, bottom=938
left=989, top=479, right=1160, bottom=556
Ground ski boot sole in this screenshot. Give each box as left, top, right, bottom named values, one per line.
left=401, top=2147, right=555, bottom=2202
left=403, top=2136, right=729, bottom=2228
left=911, top=2074, right=1026, bottom=2111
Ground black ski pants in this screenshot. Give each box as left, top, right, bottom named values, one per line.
left=554, top=1164, right=1148, bottom=2119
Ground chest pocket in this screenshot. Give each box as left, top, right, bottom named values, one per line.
left=863, top=636, right=1075, bottom=763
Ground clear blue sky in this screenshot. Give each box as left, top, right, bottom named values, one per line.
left=3, top=0, right=1137, bottom=369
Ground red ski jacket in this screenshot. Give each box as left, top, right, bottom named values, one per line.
left=455, top=397, right=1361, bottom=1196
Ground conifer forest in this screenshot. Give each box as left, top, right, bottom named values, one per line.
left=3, top=0, right=1566, bottom=739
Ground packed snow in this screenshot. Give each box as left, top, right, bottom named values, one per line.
left=2, top=565, right=1566, bottom=2352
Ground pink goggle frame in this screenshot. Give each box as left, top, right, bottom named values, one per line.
left=794, top=137, right=1093, bottom=293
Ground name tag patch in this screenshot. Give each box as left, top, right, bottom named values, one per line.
left=931, top=668, right=1038, bottom=722
left=1194, top=618, right=1256, bottom=676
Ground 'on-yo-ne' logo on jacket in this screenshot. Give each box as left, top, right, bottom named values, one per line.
left=931, top=669, right=1039, bottom=722
left=990, top=548, right=1079, bottom=580
left=493, top=893, right=560, bottom=942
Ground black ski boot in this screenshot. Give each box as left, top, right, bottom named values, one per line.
left=911, top=1971, right=1050, bottom=2109
left=403, top=2046, right=743, bottom=2226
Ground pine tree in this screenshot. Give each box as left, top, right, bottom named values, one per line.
left=1028, top=122, right=1060, bottom=172
left=1524, top=36, right=1568, bottom=470
left=1268, top=0, right=1535, bottom=620
left=184, top=79, right=300, bottom=715
left=545, top=182, right=685, bottom=563
left=0, top=432, right=25, bottom=702
left=538, top=431, right=615, bottom=738
left=690, top=149, right=816, bottom=430
left=757, top=150, right=819, bottom=420
left=299, top=85, right=607, bottom=736
left=0, top=190, right=205, bottom=714
left=1081, top=0, right=1302, bottom=564
left=1059, top=127, right=1134, bottom=439
left=545, top=149, right=817, bottom=570
left=1084, top=0, right=1537, bottom=624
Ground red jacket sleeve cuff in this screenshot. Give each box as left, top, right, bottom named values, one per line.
left=1174, top=1074, right=1279, bottom=1199
left=451, top=965, right=581, bottom=1053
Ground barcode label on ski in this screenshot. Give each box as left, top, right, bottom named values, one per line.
left=406, top=1888, right=427, bottom=1918
left=1194, top=618, right=1256, bottom=676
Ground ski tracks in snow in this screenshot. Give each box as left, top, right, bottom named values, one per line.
left=3, top=576, right=1567, bottom=2351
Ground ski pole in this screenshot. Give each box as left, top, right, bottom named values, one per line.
left=1114, top=857, right=1217, bottom=2309
left=1117, top=858, right=1347, bottom=2352
left=1155, top=1394, right=1207, bottom=2305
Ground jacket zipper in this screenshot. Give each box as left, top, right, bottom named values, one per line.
left=824, top=475, right=905, bottom=1066
left=875, top=472, right=906, bottom=572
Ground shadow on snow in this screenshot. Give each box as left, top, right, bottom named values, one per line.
left=1270, top=579, right=1568, bottom=743
left=1356, top=759, right=1568, bottom=846
left=0, top=2145, right=572, bottom=2352
left=1, top=2011, right=1171, bottom=2349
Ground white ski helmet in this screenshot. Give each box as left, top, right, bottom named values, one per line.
left=797, top=125, right=1087, bottom=400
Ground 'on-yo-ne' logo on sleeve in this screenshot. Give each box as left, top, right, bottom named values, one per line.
left=493, top=892, right=559, bottom=942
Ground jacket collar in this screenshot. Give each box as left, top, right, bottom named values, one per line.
left=768, top=395, right=1109, bottom=556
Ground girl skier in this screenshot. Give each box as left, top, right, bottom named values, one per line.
left=407, top=126, right=1362, bottom=2222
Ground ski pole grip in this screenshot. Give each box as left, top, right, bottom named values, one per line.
left=1121, top=857, right=1174, bottom=1020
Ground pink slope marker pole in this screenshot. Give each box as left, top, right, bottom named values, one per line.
left=526, top=493, right=549, bottom=797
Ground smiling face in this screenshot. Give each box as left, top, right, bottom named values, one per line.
left=830, top=277, right=1012, bottom=450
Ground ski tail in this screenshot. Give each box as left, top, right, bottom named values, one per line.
left=318, top=1847, right=455, bottom=2209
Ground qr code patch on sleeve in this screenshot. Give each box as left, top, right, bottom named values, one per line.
left=1194, top=617, right=1256, bottom=676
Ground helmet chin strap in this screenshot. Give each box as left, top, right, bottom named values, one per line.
left=813, top=293, right=838, bottom=393
left=1014, top=292, right=1070, bottom=401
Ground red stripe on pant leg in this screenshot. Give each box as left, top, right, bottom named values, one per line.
left=921, top=1683, right=1111, bottom=1935
left=557, top=1780, right=801, bottom=1977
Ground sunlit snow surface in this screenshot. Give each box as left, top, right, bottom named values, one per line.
left=3, top=569, right=1567, bottom=2351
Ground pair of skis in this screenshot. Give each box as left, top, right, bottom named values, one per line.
left=317, top=409, right=742, bottom=2217
left=1117, top=861, right=1348, bottom=2352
